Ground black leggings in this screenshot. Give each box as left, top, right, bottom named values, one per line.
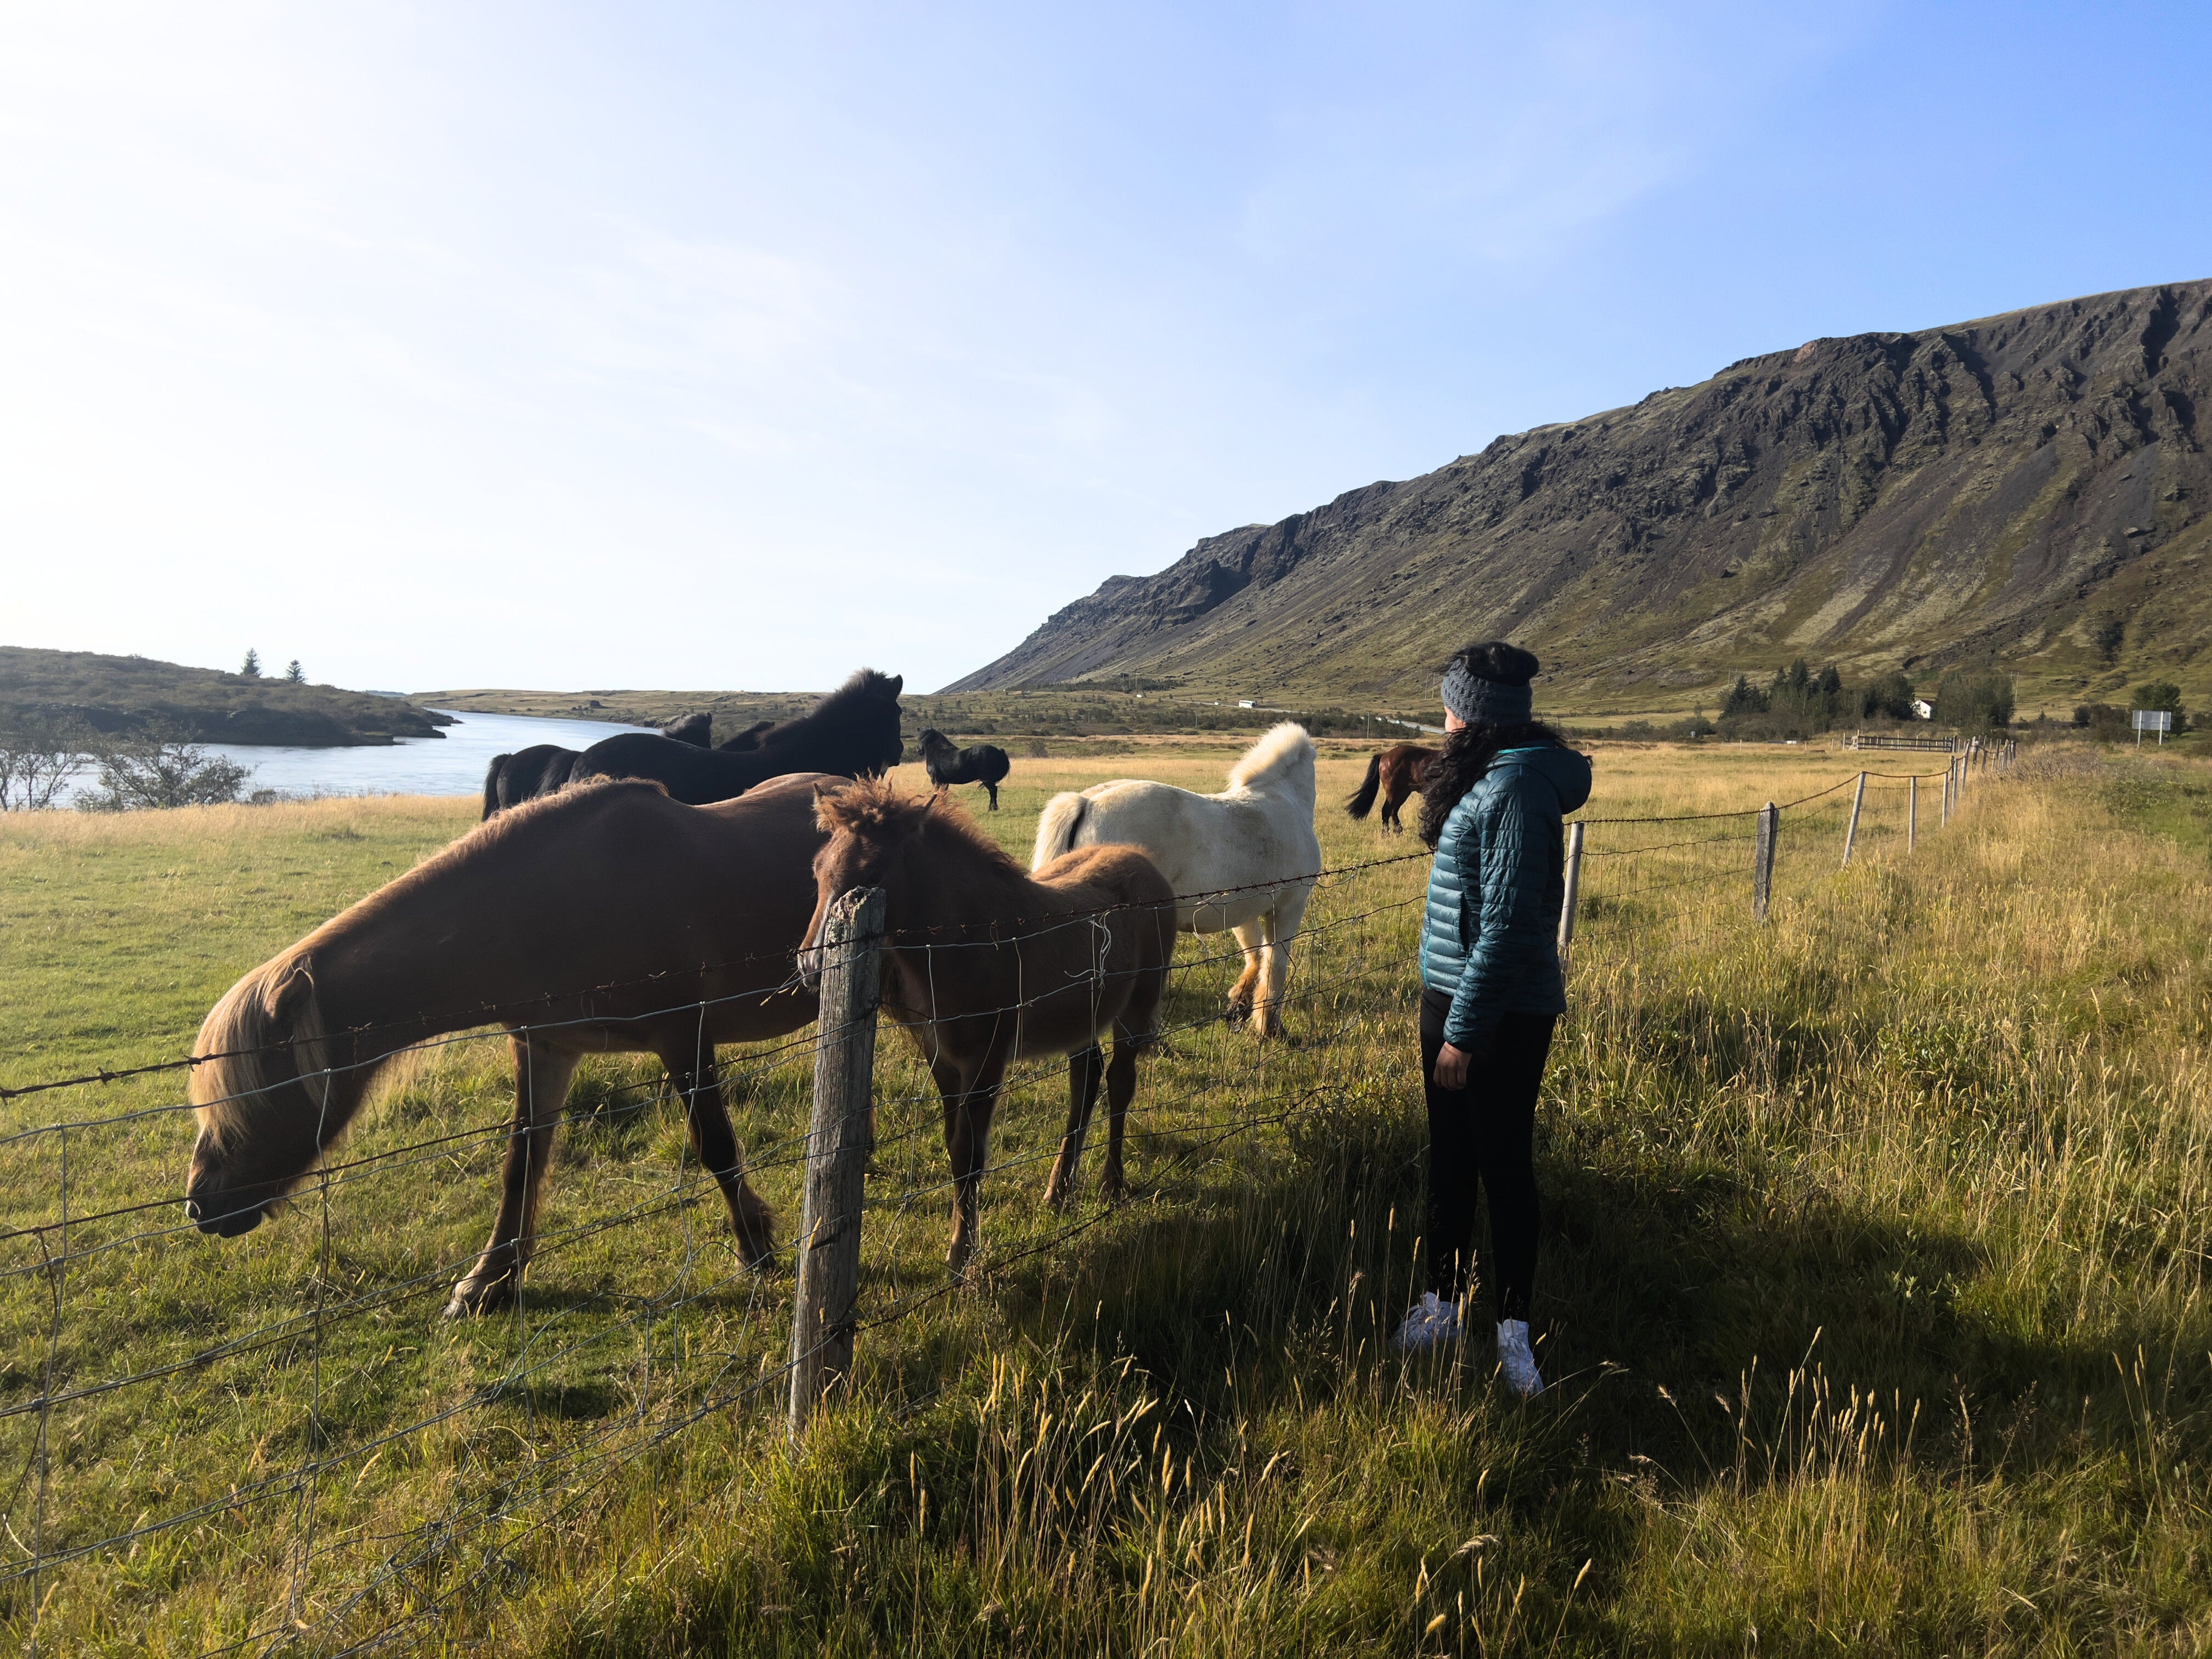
left=1419, top=988, right=1556, bottom=1321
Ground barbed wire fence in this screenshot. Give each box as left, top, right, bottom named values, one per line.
left=0, top=741, right=2013, bottom=1652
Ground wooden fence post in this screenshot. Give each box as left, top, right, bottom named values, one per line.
left=1753, top=802, right=1778, bottom=924
left=1907, top=775, right=1917, bottom=853
left=1557, top=820, right=1585, bottom=964
left=789, top=885, right=886, bottom=1444
left=1841, top=771, right=1867, bottom=868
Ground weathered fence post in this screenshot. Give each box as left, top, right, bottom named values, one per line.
left=1841, top=771, right=1867, bottom=868
left=1753, top=802, right=1778, bottom=924
left=1557, top=820, right=1584, bottom=964
left=789, top=885, right=886, bottom=1444
left=1941, top=759, right=1953, bottom=826
left=1907, top=775, right=1917, bottom=853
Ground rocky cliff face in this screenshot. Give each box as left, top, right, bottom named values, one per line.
left=947, top=281, right=2212, bottom=710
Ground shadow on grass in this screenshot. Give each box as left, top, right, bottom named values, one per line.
left=967, top=1088, right=2207, bottom=1503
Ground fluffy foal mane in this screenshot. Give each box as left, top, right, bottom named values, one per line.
left=1227, top=722, right=1316, bottom=792
left=814, top=776, right=1022, bottom=874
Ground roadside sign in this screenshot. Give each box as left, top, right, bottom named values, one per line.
left=2133, top=708, right=2174, bottom=746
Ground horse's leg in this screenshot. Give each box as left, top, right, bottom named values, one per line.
left=1249, top=884, right=1313, bottom=1039
left=1226, top=919, right=1267, bottom=1025
left=1043, top=1044, right=1104, bottom=1209
left=1099, top=1032, right=1141, bottom=1201
left=941, top=1051, right=1006, bottom=1278
left=985, top=780, right=999, bottom=811
left=1382, top=768, right=1408, bottom=833
left=664, top=1048, right=777, bottom=1269
left=447, top=1035, right=582, bottom=1318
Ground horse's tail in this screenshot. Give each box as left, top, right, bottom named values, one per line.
left=1031, top=791, right=1090, bottom=870
left=1345, top=752, right=1384, bottom=819
left=482, top=756, right=511, bottom=820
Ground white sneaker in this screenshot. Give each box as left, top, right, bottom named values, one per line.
left=1496, top=1319, right=1543, bottom=1397
left=1391, top=1291, right=1460, bottom=1353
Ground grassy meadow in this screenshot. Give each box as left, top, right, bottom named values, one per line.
left=0, top=737, right=2209, bottom=1653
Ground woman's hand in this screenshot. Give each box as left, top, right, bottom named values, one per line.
left=1434, top=1042, right=1471, bottom=1090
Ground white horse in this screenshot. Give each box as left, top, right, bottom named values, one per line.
left=1031, top=723, right=1321, bottom=1036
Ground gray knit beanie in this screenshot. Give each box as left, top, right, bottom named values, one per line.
left=1440, top=641, right=1538, bottom=725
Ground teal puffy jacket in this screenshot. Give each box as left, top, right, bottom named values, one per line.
left=1420, top=744, right=1593, bottom=1048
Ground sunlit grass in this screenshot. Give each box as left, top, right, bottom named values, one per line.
left=0, top=738, right=2207, bottom=1651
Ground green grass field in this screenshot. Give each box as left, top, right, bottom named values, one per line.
left=1, top=738, right=2208, bottom=1654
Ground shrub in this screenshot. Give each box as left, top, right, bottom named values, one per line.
left=77, top=733, right=253, bottom=811
left=0, top=713, right=95, bottom=810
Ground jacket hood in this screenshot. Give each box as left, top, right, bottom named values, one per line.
left=1491, top=744, right=1593, bottom=815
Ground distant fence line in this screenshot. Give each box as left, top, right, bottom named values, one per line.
left=0, top=749, right=2018, bottom=1652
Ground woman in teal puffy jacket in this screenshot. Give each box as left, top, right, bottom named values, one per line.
left=1389, top=642, right=1590, bottom=1395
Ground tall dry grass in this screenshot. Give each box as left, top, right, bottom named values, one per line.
left=0, top=740, right=2207, bottom=1652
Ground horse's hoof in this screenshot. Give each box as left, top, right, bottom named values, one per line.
left=443, top=1280, right=512, bottom=1319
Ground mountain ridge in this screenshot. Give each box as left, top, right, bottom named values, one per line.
left=946, top=280, right=2212, bottom=713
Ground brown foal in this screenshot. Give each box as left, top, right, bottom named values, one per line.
left=801, top=778, right=1174, bottom=1276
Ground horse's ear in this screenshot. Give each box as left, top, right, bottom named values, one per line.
left=888, top=675, right=904, bottom=696
left=261, top=959, right=315, bottom=1024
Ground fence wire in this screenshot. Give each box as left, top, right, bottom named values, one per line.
left=0, top=748, right=2010, bottom=1652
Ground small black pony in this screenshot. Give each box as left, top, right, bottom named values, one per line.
left=917, top=727, right=1013, bottom=810
left=569, top=669, right=905, bottom=805
left=480, top=712, right=716, bottom=820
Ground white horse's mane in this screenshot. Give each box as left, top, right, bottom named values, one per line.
left=1226, top=723, right=1314, bottom=794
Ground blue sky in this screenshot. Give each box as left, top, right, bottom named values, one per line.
left=3, top=2, right=2208, bottom=693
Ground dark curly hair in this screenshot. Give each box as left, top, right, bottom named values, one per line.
left=1417, top=641, right=1564, bottom=847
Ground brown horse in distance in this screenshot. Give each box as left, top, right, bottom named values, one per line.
left=1344, top=742, right=1440, bottom=833
left=187, top=775, right=832, bottom=1317
left=800, top=779, right=1173, bottom=1276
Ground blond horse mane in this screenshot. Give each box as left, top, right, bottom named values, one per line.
left=1226, top=723, right=1316, bottom=795
left=188, top=944, right=362, bottom=1166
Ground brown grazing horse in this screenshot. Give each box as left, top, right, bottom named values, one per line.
left=1344, top=742, right=1440, bottom=833
left=187, top=775, right=832, bottom=1317
left=800, top=779, right=1174, bottom=1275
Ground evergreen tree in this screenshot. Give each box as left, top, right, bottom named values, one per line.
left=1720, top=674, right=1767, bottom=717
left=285, top=659, right=304, bottom=683
left=240, top=649, right=261, bottom=678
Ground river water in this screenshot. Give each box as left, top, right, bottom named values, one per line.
left=65, top=709, right=660, bottom=805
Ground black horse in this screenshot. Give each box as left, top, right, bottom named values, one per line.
left=916, top=727, right=1012, bottom=811
left=480, top=712, right=718, bottom=820
left=569, top=670, right=905, bottom=805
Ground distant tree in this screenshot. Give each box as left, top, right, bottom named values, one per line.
left=78, top=730, right=252, bottom=811
left=240, top=649, right=262, bottom=678
left=1935, top=667, right=2015, bottom=733
left=285, top=659, right=305, bottom=683
left=0, top=714, right=95, bottom=810
left=1720, top=675, right=1767, bottom=717
left=1860, top=669, right=1917, bottom=721
left=2073, top=703, right=2130, bottom=741
left=2130, top=680, right=2191, bottom=735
